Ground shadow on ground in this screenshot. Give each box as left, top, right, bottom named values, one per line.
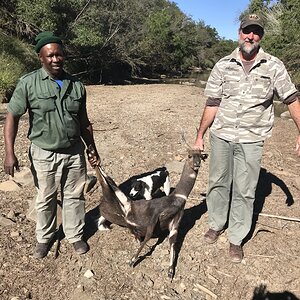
left=245, top=167, right=294, bottom=243
left=252, top=284, right=299, bottom=300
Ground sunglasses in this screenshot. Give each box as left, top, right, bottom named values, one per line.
left=242, top=26, right=264, bottom=36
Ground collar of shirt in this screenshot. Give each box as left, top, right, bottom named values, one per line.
left=40, top=67, right=67, bottom=81
left=228, top=47, right=269, bottom=67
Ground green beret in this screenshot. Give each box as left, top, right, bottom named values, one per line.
left=35, top=31, right=63, bottom=53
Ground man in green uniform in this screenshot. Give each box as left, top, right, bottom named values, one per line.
left=3, top=31, right=100, bottom=258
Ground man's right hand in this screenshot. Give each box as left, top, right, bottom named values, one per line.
left=193, top=137, right=205, bottom=151
left=4, top=153, right=19, bottom=177
left=4, top=112, right=21, bottom=177
left=86, top=145, right=101, bottom=168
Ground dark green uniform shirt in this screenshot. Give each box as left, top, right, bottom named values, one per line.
left=8, top=68, right=87, bottom=150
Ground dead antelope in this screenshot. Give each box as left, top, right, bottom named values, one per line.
left=87, top=146, right=207, bottom=278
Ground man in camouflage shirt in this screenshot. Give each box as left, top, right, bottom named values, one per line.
left=193, top=14, right=300, bottom=263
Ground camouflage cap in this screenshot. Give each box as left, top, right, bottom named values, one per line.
left=240, top=14, right=264, bottom=30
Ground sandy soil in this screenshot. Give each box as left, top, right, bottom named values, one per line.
left=0, top=84, right=300, bottom=300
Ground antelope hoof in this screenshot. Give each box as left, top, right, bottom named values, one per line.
left=168, top=267, right=174, bottom=279
left=129, top=258, right=136, bottom=268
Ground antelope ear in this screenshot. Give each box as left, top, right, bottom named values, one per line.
left=201, top=153, right=209, bottom=161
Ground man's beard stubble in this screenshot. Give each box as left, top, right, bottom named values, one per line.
left=239, top=39, right=260, bottom=59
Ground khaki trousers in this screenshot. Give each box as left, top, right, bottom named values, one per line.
left=29, top=142, right=86, bottom=244
left=207, top=133, right=264, bottom=245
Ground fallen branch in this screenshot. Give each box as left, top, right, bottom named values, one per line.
left=93, top=127, right=119, bottom=132
left=256, top=221, right=283, bottom=230
left=252, top=227, right=273, bottom=239
left=256, top=212, right=300, bottom=222
left=215, top=270, right=233, bottom=278
left=194, top=283, right=218, bottom=299
left=207, top=273, right=219, bottom=284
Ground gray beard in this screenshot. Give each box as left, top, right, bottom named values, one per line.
left=239, top=41, right=260, bottom=57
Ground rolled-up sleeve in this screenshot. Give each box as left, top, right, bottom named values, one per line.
left=206, top=97, right=221, bottom=106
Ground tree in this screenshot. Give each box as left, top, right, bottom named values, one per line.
left=240, top=0, right=300, bottom=86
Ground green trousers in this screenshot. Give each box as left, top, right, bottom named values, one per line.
left=30, top=142, right=86, bottom=244
left=207, top=133, right=264, bottom=245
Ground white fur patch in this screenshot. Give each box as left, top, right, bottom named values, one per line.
left=129, top=189, right=139, bottom=197
left=126, top=219, right=139, bottom=227
left=97, top=216, right=110, bottom=231
left=169, top=247, right=175, bottom=266
left=169, top=219, right=174, bottom=228
left=130, top=170, right=170, bottom=200
left=163, top=176, right=171, bottom=196
left=169, top=228, right=178, bottom=238
left=189, top=173, right=197, bottom=179
left=137, top=173, right=156, bottom=198
left=143, top=190, right=152, bottom=200
left=98, top=224, right=110, bottom=231
left=174, top=193, right=188, bottom=200
left=115, top=190, right=131, bottom=215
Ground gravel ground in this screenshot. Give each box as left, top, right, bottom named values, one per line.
left=0, top=83, right=300, bottom=300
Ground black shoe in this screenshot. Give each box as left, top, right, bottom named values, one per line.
left=33, top=242, right=49, bottom=259
left=72, top=240, right=89, bottom=255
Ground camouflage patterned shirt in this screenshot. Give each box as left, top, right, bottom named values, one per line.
left=204, top=47, right=298, bottom=142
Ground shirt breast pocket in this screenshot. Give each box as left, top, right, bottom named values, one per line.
left=66, top=97, right=81, bottom=113
left=252, top=76, right=272, bottom=98
left=38, top=95, right=56, bottom=112
left=223, top=76, right=240, bottom=97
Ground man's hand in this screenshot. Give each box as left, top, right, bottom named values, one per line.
left=88, top=153, right=100, bottom=168
left=86, top=145, right=101, bottom=168
left=4, top=153, right=19, bottom=177
left=193, top=137, right=205, bottom=151
left=4, top=112, right=20, bottom=176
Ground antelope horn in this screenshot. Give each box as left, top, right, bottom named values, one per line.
left=180, top=128, right=192, bottom=149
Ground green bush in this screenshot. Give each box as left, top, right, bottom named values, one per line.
left=0, top=32, right=39, bottom=102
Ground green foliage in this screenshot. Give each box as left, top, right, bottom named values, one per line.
left=139, top=9, right=185, bottom=73
left=17, top=0, right=57, bottom=29
left=9, top=0, right=227, bottom=80
left=16, top=0, right=87, bottom=34
left=138, top=8, right=227, bottom=75
left=72, top=26, right=104, bottom=47
left=242, top=0, right=300, bottom=86
left=0, top=32, right=39, bottom=101
left=2, top=0, right=299, bottom=91
left=211, top=39, right=238, bottom=62
left=274, top=0, right=300, bottom=64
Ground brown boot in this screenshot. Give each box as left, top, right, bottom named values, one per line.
left=72, top=240, right=89, bottom=255
left=204, top=228, right=222, bottom=244
left=33, top=242, right=49, bottom=259
left=229, top=243, right=243, bottom=263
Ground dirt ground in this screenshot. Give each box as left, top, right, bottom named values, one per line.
left=0, top=84, right=300, bottom=300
